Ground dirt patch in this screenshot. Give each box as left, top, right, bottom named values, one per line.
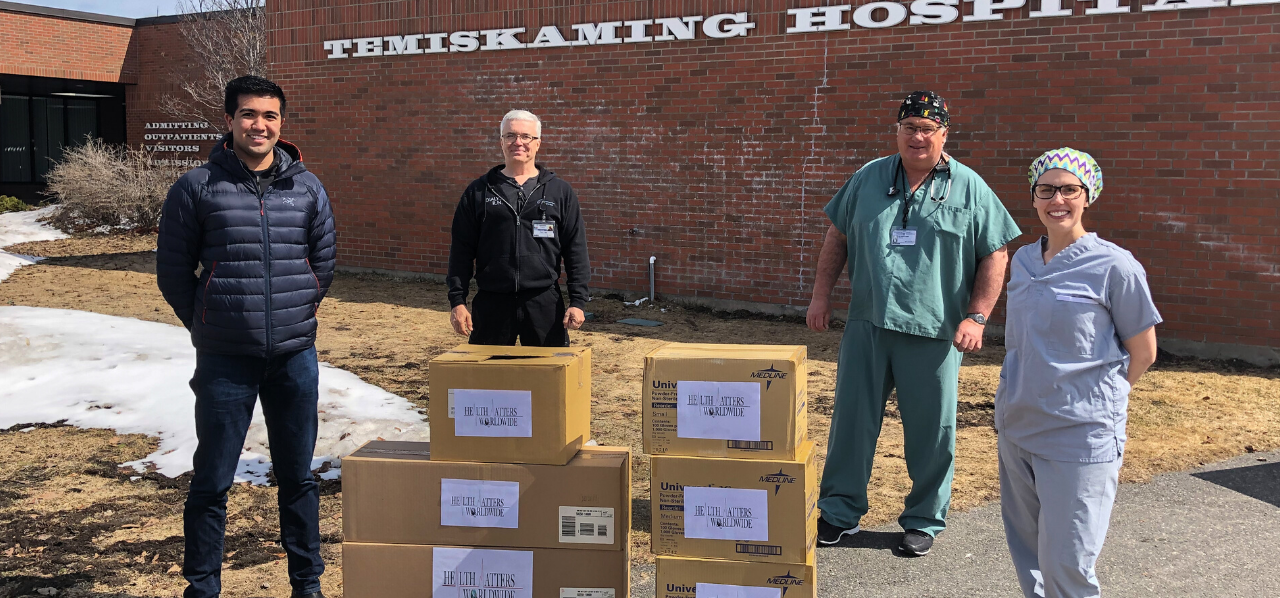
left=1, top=234, right=1278, bottom=595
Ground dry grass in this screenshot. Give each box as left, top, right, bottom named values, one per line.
left=1, top=234, right=1277, bottom=596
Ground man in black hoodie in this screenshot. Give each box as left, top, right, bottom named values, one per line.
left=157, top=76, right=333, bottom=598
left=447, top=109, right=591, bottom=346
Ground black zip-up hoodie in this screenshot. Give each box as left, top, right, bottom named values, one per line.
left=447, top=164, right=590, bottom=310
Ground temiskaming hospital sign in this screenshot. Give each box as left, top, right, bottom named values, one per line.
left=323, top=0, right=1275, bottom=59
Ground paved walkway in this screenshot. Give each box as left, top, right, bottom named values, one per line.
left=632, top=449, right=1280, bottom=596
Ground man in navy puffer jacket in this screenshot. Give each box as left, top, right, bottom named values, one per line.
left=157, top=76, right=334, bottom=598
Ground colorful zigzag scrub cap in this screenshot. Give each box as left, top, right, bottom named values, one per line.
left=898, top=91, right=949, bottom=126
left=1028, top=147, right=1104, bottom=205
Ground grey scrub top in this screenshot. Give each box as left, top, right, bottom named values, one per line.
left=995, top=233, right=1162, bottom=463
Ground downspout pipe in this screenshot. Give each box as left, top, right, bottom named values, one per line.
left=648, top=256, right=656, bottom=302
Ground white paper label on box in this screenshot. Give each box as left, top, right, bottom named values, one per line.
left=683, top=486, right=769, bottom=541
left=676, top=381, right=762, bottom=441
left=560, top=589, right=616, bottom=598
left=432, top=547, right=533, bottom=598
left=440, top=478, right=520, bottom=528
left=452, top=389, right=533, bottom=437
left=558, top=506, right=615, bottom=544
left=695, top=583, right=781, bottom=598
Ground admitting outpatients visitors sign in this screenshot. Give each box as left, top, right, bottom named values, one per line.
left=322, top=0, right=1276, bottom=58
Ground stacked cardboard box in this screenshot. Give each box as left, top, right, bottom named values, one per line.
left=343, top=345, right=631, bottom=598
left=645, top=343, right=818, bottom=598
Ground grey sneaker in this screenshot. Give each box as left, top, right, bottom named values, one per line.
left=899, top=529, right=934, bottom=556
left=817, top=516, right=860, bottom=545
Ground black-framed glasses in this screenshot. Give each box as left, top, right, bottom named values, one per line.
left=897, top=123, right=944, bottom=137
left=1032, top=184, right=1088, bottom=200
left=503, top=133, right=539, bottom=144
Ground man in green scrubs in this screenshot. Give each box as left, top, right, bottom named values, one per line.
left=806, top=91, right=1022, bottom=556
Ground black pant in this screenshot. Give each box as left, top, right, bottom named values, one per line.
left=469, top=286, right=570, bottom=347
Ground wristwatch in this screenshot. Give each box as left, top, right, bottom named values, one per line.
left=965, top=313, right=987, bottom=325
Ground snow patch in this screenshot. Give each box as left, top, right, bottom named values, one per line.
left=0, top=306, right=428, bottom=484
left=0, top=207, right=68, bottom=282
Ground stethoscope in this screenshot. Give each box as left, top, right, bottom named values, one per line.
left=887, top=155, right=952, bottom=229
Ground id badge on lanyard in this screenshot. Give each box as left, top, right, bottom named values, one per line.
left=890, top=226, right=917, bottom=246
left=532, top=220, right=555, bottom=238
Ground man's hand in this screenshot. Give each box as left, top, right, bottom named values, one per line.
left=807, top=296, right=833, bottom=332
left=953, top=318, right=984, bottom=353
left=563, top=307, right=586, bottom=330
left=450, top=304, right=473, bottom=336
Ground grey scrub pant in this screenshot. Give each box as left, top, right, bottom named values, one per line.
left=999, top=435, right=1122, bottom=598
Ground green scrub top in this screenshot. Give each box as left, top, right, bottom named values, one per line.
left=824, top=155, right=1022, bottom=340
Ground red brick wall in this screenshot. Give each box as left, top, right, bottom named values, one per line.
left=126, top=21, right=223, bottom=164
left=0, top=9, right=136, bottom=82
left=271, top=1, right=1277, bottom=349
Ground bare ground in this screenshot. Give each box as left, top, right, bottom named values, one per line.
left=1, top=234, right=1277, bottom=597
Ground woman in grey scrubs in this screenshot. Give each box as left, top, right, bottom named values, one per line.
left=996, top=148, right=1161, bottom=598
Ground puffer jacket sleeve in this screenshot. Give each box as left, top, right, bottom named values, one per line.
left=156, top=177, right=201, bottom=329
left=308, top=182, right=337, bottom=302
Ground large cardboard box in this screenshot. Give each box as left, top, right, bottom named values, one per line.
left=651, top=442, right=817, bottom=565
left=429, top=344, right=591, bottom=465
left=343, top=542, right=629, bottom=598
left=643, top=343, right=807, bottom=460
left=656, top=557, right=816, bottom=598
left=342, top=441, right=629, bottom=551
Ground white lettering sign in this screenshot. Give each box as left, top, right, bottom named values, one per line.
left=322, top=2, right=1268, bottom=59
left=452, top=389, right=533, bottom=437
left=441, top=479, right=520, bottom=528
left=676, top=381, right=761, bottom=441
left=433, top=547, right=533, bottom=598
left=683, top=486, right=769, bottom=542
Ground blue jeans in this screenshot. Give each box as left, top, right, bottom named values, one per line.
left=183, top=346, right=324, bottom=598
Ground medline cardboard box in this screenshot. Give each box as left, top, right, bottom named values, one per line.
left=429, top=344, right=591, bottom=465
left=643, top=343, right=808, bottom=460
left=343, top=542, right=629, bottom=598
left=342, top=441, right=629, bottom=551
left=650, top=442, right=818, bottom=564
left=656, top=556, right=816, bottom=598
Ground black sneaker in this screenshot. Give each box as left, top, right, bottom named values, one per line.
left=817, top=516, right=860, bottom=545
left=899, top=529, right=934, bottom=556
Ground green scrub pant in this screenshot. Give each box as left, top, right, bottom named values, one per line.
left=818, top=320, right=962, bottom=537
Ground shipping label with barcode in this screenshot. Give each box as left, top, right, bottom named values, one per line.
left=557, top=506, right=615, bottom=544
left=727, top=440, right=774, bottom=451
left=560, top=589, right=616, bottom=598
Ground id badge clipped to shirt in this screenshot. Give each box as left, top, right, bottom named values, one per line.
left=532, top=220, right=555, bottom=238
left=890, top=226, right=917, bottom=246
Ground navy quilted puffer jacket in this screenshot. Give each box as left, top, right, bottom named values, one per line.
left=157, top=134, right=336, bottom=357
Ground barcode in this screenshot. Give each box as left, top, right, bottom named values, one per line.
left=736, top=543, right=782, bottom=556
left=728, top=440, right=774, bottom=450
left=579, top=522, right=595, bottom=536
left=597, top=524, right=608, bottom=537
left=561, top=516, right=576, bottom=537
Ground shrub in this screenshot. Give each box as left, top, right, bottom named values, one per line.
left=0, top=195, right=33, bottom=214
left=41, top=139, right=185, bottom=234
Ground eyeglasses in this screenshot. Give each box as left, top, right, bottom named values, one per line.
left=897, top=123, right=944, bottom=138
left=1032, top=184, right=1088, bottom=200
left=502, top=133, right=539, bottom=144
